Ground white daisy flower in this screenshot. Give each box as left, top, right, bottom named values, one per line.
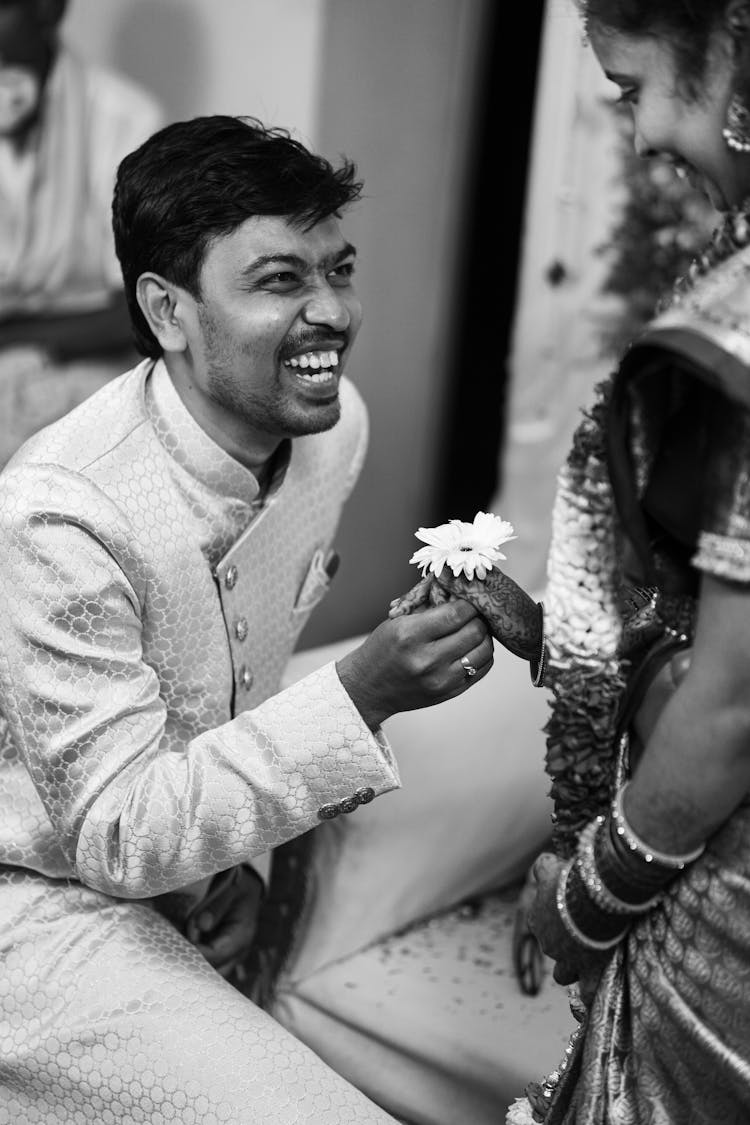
left=409, top=511, right=517, bottom=581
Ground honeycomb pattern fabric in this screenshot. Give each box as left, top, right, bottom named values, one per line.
left=0, top=358, right=400, bottom=1121
left=0, top=867, right=399, bottom=1124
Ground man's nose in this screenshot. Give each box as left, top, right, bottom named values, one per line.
left=302, top=289, right=350, bottom=331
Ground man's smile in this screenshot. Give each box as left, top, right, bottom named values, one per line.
left=283, top=348, right=341, bottom=392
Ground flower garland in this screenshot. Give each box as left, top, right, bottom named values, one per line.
left=542, top=379, right=627, bottom=858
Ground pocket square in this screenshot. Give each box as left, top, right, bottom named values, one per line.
left=293, top=547, right=339, bottom=614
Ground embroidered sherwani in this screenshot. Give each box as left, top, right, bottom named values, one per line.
left=0, top=358, right=401, bottom=1124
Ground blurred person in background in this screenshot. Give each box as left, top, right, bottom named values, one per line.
left=0, top=0, right=163, bottom=464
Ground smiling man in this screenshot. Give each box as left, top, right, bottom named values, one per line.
left=0, top=114, right=493, bottom=1123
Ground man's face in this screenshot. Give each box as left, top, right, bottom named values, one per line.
left=175, top=214, right=362, bottom=452
left=0, top=5, right=51, bottom=137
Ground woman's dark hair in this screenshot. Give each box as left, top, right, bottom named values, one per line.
left=578, top=0, right=738, bottom=96
left=112, top=115, right=363, bottom=358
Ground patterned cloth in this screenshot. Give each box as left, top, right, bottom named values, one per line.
left=0, top=358, right=401, bottom=1123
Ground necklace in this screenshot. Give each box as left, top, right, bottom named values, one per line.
left=663, top=200, right=750, bottom=310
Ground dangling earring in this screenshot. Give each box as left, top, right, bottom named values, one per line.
left=723, top=93, right=750, bottom=153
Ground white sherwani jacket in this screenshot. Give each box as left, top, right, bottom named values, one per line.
left=0, top=358, right=399, bottom=900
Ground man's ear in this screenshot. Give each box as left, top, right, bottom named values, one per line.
left=136, top=273, right=190, bottom=354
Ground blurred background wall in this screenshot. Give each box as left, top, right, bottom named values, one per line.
left=63, top=0, right=607, bottom=646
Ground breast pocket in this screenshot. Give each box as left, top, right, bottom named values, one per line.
left=291, top=546, right=340, bottom=626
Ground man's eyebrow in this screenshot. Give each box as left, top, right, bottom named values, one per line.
left=240, top=242, right=357, bottom=279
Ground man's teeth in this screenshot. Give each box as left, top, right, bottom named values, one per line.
left=284, top=350, right=340, bottom=381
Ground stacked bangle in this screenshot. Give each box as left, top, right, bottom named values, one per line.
left=530, top=601, right=546, bottom=688
left=576, top=816, right=662, bottom=915
left=556, top=859, right=629, bottom=951
left=556, top=786, right=707, bottom=952
left=611, top=782, right=706, bottom=870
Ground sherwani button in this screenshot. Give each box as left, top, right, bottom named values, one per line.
left=234, top=617, right=248, bottom=641
left=354, top=787, right=375, bottom=805
left=318, top=804, right=339, bottom=820
left=238, top=665, right=253, bottom=690
left=339, top=795, right=359, bottom=814
left=225, top=565, right=238, bottom=589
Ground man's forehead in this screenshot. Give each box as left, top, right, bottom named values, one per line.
left=207, top=214, right=354, bottom=268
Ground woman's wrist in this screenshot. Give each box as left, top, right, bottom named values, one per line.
left=557, top=788, right=708, bottom=953
left=529, top=601, right=546, bottom=687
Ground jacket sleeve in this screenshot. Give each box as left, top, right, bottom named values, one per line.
left=0, top=466, right=399, bottom=899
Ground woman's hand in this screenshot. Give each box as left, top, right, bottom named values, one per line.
left=388, top=575, right=449, bottom=617
left=389, top=568, right=541, bottom=665
left=434, top=568, right=542, bottom=664
left=526, top=852, right=609, bottom=1006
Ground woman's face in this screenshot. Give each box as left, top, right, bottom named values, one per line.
left=589, top=23, right=750, bottom=212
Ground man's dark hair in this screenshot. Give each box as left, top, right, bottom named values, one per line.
left=112, top=115, right=363, bottom=358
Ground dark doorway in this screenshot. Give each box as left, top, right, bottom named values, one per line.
left=436, top=2, right=545, bottom=520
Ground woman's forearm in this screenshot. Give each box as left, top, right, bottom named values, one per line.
left=626, top=675, right=750, bottom=854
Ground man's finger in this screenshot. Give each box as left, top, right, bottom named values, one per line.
left=397, top=596, right=479, bottom=640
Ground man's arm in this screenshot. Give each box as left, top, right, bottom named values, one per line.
left=0, top=466, right=489, bottom=901
left=0, top=466, right=400, bottom=900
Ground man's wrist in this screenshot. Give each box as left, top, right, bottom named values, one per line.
left=335, top=652, right=389, bottom=730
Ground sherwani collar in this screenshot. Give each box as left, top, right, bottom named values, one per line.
left=147, top=358, right=291, bottom=506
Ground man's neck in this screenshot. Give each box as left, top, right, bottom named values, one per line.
left=164, top=356, right=280, bottom=481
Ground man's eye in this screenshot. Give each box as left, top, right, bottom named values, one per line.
left=262, top=272, right=300, bottom=289
left=329, top=262, right=355, bottom=286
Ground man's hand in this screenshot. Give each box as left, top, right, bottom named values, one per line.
left=185, top=865, right=263, bottom=979
left=336, top=598, right=493, bottom=729
left=526, top=852, right=608, bottom=1006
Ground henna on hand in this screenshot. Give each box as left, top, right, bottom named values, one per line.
left=436, top=570, right=542, bottom=662
left=388, top=576, right=433, bottom=617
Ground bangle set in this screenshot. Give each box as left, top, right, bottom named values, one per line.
left=576, top=816, right=662, bottom=915
left=556, top=782, right=706, bottom=951
left=556, top=859, right=628, bottom=951
left=530, top=601, right=546, bottom=687
left=611, top=782, right=706, bottom=870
